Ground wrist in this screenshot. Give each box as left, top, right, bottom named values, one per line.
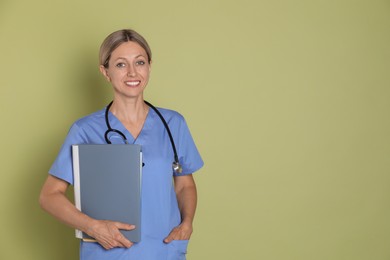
left=83, top=218, right=100, bottom=237
left=180, top=220, right=193, bottom=232
left=181, top=217, right=193, bottom=226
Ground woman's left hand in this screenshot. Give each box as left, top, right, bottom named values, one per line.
left=163, top=222, right=193, bottom=243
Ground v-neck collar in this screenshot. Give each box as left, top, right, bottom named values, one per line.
left=107, top=108, right=153, bottom=144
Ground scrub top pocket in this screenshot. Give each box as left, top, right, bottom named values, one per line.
left=167, top=240, right=189, bottom=260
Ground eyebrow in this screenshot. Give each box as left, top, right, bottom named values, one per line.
left=114, top=55, right=146, bottom=61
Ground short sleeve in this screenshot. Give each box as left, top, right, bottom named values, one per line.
left=175, top=116, right=204, bottom=176
left=49, top=123, right=87, bottom=184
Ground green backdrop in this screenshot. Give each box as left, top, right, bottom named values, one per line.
left=1, top=0, right=389, bottom=259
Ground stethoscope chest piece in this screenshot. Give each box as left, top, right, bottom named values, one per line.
left=173, top=161, right=182, bottom=174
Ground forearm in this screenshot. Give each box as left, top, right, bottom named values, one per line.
left=40, top=175, right=134, bottom=249
left=164, top=175, right=198, bottom=242
left=39, top=176, right=95, bottom=235
left=39, top=189, right=95, bottom=234
left=175, top=177, right=197, bottom=225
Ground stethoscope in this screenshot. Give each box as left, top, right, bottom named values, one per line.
left=104, top=100, right=182, bottom=174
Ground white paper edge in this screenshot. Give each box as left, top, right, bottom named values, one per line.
left=72, top=145, right=83, bottom=239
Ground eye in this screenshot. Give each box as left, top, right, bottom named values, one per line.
left=136, top=60, right=146, bottom=66
left=116, top=62, right=126, bottom=68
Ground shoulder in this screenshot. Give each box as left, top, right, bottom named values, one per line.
left=153, top=106, right=186, bottom=124
left=71, top=108, right=106, bottom=129
left=64, top=108, right=106, bottom=141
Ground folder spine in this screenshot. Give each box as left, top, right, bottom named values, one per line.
left=72, top=145, right=83, bottom=239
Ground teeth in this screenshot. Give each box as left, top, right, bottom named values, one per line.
left=126, top=81, right=140, bottom=86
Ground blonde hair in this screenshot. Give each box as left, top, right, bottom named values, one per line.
left=99, top=29, right=152, bottom=68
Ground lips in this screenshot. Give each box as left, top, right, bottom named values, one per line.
left=125, top=80, right=141, bottom=87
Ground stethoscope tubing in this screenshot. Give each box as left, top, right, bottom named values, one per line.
left=104, top=100, right=182, bottom=173
left=144, top=100, right=179, bottom=164
left=104, top=101, right=128, bottom=144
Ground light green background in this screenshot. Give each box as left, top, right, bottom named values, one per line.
left=1, top=0, right=389, bottom=259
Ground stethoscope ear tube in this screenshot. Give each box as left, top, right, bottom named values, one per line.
left=104, top=100, right=182, bottom=174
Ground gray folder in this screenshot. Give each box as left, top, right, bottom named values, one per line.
left=72, top=144, right=142, bottom=243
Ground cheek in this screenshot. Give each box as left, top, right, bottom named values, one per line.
left=143, top=69, right=151, bottom=80
left=109, top=71, right=125, bottom=82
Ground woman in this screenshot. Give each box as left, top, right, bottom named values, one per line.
left=39, top=29, right=204, bottom=260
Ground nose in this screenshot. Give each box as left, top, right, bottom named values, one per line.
left=127, top=64, right=136, bottom=77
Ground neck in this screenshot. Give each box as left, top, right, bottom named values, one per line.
left=109, top=97, right=149, bottom=124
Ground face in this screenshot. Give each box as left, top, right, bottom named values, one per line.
left=100, top=41, right=151, bottom=100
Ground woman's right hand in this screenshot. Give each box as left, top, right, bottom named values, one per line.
left=86, top=219, right=135, bottom=250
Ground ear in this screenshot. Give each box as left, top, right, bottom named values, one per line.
left=99, top=65, right=111, bottom=82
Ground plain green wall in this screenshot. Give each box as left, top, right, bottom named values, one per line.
left=1, top=0, right=390, bottom=259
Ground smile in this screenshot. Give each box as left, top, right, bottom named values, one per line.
left=125, top=81, right=141, bottom=86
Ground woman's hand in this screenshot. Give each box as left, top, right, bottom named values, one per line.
left=86, top=219, right=135, bottom=250
left=163, top=222, right=193, bottom=243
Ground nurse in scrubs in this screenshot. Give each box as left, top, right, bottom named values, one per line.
left=39, top=29, right=203, bottom=260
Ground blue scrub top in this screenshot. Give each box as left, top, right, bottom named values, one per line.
left=49, top=106, right=204, bottom=260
